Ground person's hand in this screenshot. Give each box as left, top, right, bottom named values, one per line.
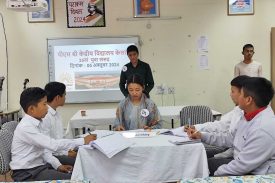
left=148, top=120, right=158, bottom=127
left=184, top=125, right=195, bottom=132
left=143, top=125, right=151, bottom=131
left=186, top=128, right=202, bottom=139
left=68, top=149, right=77, bottom=158
left=84, top=134, right=97, bottom=145
left=115, top=125, right=125, bottom=131
left=57, top=165, right=73, bottom=173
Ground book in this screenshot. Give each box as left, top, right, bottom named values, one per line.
left=91, top=133, right=133, bottom=158
left=161, top=127, right=188, bottom=137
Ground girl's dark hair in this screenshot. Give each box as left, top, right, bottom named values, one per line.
left=126, top=74, right=144, bottom=88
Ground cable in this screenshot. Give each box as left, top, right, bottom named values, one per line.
left=0, top=12, right=9, bottom=110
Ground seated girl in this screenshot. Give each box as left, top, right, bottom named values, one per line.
left=114, top=74, right=162, bottom=131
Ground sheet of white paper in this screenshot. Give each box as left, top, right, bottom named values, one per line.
left=198, top=55, right=209, bottom=70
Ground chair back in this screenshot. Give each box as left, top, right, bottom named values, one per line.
left=0, top=129, right=13, bottom=175
left=1, top=121, right=18, bottom=133
left=180, top=105, right=213, bottom=126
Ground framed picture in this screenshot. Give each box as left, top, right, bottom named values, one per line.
left=133, top=0, right=160, bottom=18
left=28, top=0, right=55, bottom=22
left=66, top=0, right=105, bottom=28
left=228, top=0, right=254, bottom=15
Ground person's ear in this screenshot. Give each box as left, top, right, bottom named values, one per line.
left=246, top=96, right=253, bottom=105
left=28, top=105, right=35, bottom=114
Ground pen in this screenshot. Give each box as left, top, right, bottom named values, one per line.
left=188, top=118, right=191, bottom=128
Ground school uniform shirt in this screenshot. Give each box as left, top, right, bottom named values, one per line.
left=195, top=106, right=243, bottom=133
left=234, top=61, right=262, bottom=77
left=119, top=60, right=154, bottom=97
left=10, top=114, right=84, bottom=170
left=41, top=105, right=68, bottom=156
left=113, top=94, right=162, bottom=130
left=201, top=106, right=275, bottom=176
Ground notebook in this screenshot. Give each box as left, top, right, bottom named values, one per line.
left=91, top=133, right=133, bottom=158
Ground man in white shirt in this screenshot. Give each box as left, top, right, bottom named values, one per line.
left=234, top=44, right=262, bottom=77
left=188, top=77, right=275, bottom=176
left=10, top=87, right=96, bottom=181
left=41, top=82, right=76, bottom=166
left=185, top=75, right=249, bottom=158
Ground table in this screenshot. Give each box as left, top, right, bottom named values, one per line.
left=71, top=134, right=209, bottom=182
left=180, top=174, right=275, bottom=183
left=65, top=106, right=222, bottom=138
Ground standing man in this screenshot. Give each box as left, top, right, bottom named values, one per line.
left=119, top=45, right=154, bottom=98
left=234, top=44, right=262, bottom=77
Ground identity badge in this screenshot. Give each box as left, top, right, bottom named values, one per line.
left=122, top=66, right=127, bottom=72
left=141, top=109, right=149, bottom=117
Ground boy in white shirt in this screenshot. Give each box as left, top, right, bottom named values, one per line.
left=185, top=75, right=249, bottom=158
left=188, top=77, right=275, bottom=176
left=41, top=82, right=76, bottom=166
left=10, top=87, right=96, bottom=181
left=234, top=44, right=262, bottom=77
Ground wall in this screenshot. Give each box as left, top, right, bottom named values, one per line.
left=0, top=0, right=274, bottom=127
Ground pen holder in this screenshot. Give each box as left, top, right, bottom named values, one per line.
left=81, top=110, right=86, bottom=116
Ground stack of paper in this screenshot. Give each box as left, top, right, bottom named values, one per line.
left=161, top=127, right=188, bottom=137
left=91, top=133, right=133, bottom=158
left=168, top=136, right=201, bottom=145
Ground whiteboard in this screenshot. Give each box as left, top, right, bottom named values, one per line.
left=47, top=36, right=140, bottom=103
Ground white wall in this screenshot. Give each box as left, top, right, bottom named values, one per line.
left=0, top=0, right=274, bottom=127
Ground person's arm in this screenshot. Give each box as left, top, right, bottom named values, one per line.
left=43, top=149, right=62, bottom=170
left=195, top=110, right=234, bottom=132
left=258, top=64, right=262, bottom=77
left=119, top=70, right=128, bottom=97
left=147, top=102, right=162, bottom=129
left=201, top=131, right=234, bottom=148
left=144, top=64, right=154, bottom=95
left=20, top=127, right=84, bottom=153
left=113, top=106, right=125, bottom=131
left=234, top=65, right=240, bottom=77
left=215, top=130, right=275, bottom=176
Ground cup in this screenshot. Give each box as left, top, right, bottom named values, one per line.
left=80, top=110, right=86, bottom=116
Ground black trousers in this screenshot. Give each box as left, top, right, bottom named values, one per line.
left=208, top=157, right=233, bottom=176
left=12, top=164, right=71, bottom=181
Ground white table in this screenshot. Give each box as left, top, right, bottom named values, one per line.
left=71, top=134, right=209, bottom=182
left=65, top=106, right=221, bottom=138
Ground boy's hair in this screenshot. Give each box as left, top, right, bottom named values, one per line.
left=127, top=45, right=139, bottom=55
left=20, top=87, right=47, bottom=113
left=126, top=74, right=144, bottom=88
left=44, top=82, right=66, bottom=102
left=242, top=44, right=254, bottom=51
left=231, top=75, right=250, bottom=89
left=242, top=77, right=274, bottom=108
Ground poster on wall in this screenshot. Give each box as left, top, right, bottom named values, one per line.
left=66, top=0, right=105, bottom=28
left=228, top=0, right=254, bottom=15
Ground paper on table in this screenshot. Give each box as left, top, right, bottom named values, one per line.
left=91, top=133, right=133, bottom=158
left=77, top=130, right=114, bottom=139
left=168, top=136, right=201, bottom=145
left=161, top=127, right=188, bottom=137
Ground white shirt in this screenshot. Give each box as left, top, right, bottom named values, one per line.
left=41, top=105, right=69, bottom=156
left=202, top=106, right=275, bottom=175
left=41, top=105, right=64, bottom=139
left=195, top=106, right=243, bottom=134
left=10, top=114, right=84, bottom=170
left=234, top=61, right=262, bottom=77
